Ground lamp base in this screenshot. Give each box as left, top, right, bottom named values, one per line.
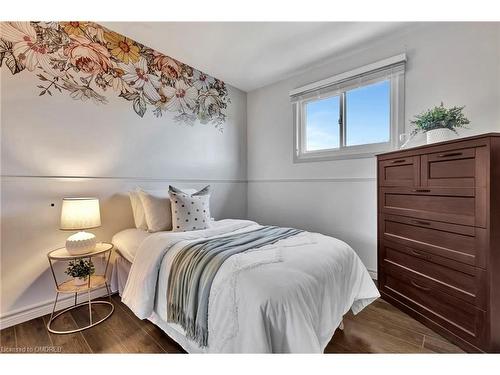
left=66, top=232, right=97, bottom=255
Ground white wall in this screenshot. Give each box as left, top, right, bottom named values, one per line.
left=0, top=62, right=247, bottom=325
left=247, top=22, right=500, bottom=276
left=2, top=21, right=500, bottom=328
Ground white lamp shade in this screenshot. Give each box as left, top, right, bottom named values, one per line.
left=60, top=198, right=101, bottom=231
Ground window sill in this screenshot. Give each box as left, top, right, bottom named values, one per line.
left=294, top=143, right=396, bottom=163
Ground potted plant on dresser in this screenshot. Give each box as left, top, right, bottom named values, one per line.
left=410, top=102, right=470, bottom=144
left=65, top=259, right=95, bottom=286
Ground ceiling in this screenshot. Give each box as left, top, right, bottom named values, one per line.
left=101, top=22, right=411, bottom=92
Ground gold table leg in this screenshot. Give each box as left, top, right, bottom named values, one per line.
left=46, top=299, right=114, bottom=334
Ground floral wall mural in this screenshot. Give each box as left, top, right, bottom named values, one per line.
left=0, top=22, right=230, bottom=129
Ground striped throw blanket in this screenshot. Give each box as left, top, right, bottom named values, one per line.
left=167, top=226, right=303, bottom=347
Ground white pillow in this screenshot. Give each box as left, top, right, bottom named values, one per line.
left=138, top=189, right=173, bottom=233
left=132, top=187, right=199, bottom=233
left=129, top=191, right=148, bottom=230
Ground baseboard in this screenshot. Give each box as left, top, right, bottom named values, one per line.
left=0, top=287, right=110, bottom=329
left=368, top=269, right=378, bottom=280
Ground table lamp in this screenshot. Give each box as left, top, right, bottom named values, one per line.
left=60, top=197, right=101, bottom=255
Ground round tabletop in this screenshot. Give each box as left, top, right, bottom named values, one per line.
left=48, top=242, right=113, bottom=260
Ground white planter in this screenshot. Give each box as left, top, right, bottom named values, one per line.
left=73, top=277, right=88, bottom=286
left=426, top=128, right=457, bottom=144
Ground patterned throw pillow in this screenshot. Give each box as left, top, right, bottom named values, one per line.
left=169, top=185, right=211, bottom=232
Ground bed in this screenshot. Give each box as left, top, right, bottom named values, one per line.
left=111, top=219, right=379, bottom=353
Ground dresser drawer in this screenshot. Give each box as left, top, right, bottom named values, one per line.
left=381, top=241, right=486, bottom=308
left=381, top=266, right=485, bottom=346
left=421, top=147, right=476, bottom=187
left=379, top=187, right=481, bottom=227
left=381, top=214, right=486, bottom=267
left=378, top=156, right=420, bottom=187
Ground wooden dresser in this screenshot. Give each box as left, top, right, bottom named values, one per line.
left=377, top=133, right=500, bottom=352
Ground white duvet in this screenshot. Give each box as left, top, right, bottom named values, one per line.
left=121, top=219, right=379, bottom=353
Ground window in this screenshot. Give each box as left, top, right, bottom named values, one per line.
left=305, top=95, right=340, bottom=151
left=292, top=54, right=405, bottom=161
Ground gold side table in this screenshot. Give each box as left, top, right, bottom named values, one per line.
left=46, top=242, right=114, bottom=334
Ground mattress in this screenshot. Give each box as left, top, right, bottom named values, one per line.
left=111, top=228, right=152, bottom=263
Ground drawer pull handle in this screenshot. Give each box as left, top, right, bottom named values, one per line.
left=410, top=280, right=431, bottom=292
left=411, top=249, right=431, bottom=260
left=413, top=189, right=431, bottom=193
left=412, top=220, right=431, bottom=226
left=391, top=159, right=406, bottom=164
left=438, top=152, right=462, bottom=158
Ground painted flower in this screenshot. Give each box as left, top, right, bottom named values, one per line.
left=153, top=52, right=181, bottom=79
left=121, top=57, right=161, bottom=101
left=94, top=73, right=108, bottom=90
left=198, top=88, right=222, bottom=120
left=182, top=65, right=194, bottom=80
left=155, top=87, right=170, bottom=111
left=104, top=31, right=140, bottom=64
left=162, top=80, right=198, bottom=112
left=37, top=22, right=60, bottom=30
left=0, top=22, right=53, bottom=72
left=193, top=70, right=214, bottom=91
left=103, top=66, right=133, bottom=93
left=0, top=21, right=229, bottom=128
left=64, top=35, right=111, bottom=74
left=62, top=22, right=89, bottom=36
left=213, top=78, right=226, bottom=92
left=87, top=24, right=106, bottom=44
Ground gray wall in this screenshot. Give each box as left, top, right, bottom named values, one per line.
left=247, top=22, right=500, bottom=276
left=0, top=65, right=247, bottom=324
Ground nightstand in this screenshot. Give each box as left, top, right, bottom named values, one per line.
left=46, top=242, right=114, bottom=334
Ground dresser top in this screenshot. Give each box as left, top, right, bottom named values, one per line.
left=378, top=132, right=500, bottom=158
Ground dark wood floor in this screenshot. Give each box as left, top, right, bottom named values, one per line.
left=0, top=295, right=463, bottom=353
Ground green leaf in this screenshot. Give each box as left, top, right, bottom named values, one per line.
left=37, top=73, right=48, bottom=81
left=0, top=39, right=24, bottom=74
left=0, top=41, right=6, bottom=65
left=119, top=91, right=139, bottom=101
left=133, top=95, right=147, bottom=117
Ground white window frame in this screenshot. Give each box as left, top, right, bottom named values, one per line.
left=292, top=54, right=406, bottom=162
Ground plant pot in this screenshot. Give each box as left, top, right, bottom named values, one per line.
left=73, top=276, right=88, bottom=286
left=426, top=128, right=457, bottom=144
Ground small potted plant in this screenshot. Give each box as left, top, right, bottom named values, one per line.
left=410, top=102, right=470, bottom=144
left=65, top=259, right=95, bottom=286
